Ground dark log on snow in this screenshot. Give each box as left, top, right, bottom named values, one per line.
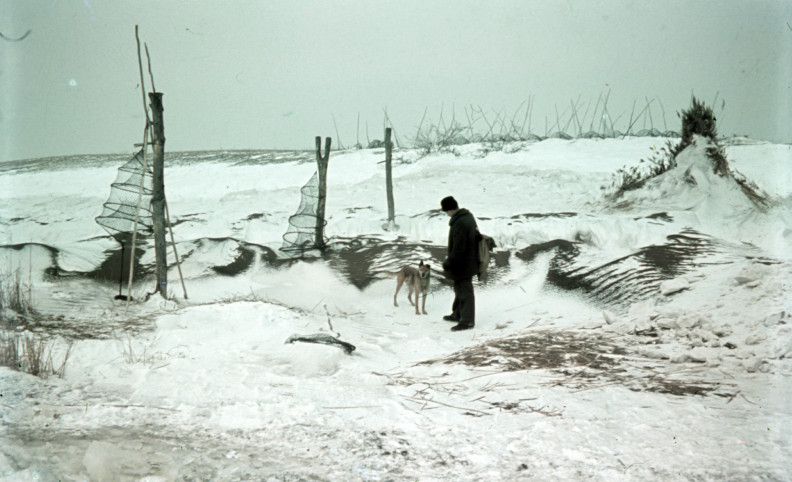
left=285, top=333, right=356, bottom=354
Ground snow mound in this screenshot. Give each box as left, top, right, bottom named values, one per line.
left=620, top=135, right=760, bottom=214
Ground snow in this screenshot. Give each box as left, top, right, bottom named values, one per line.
left=1, top=136, right=791, bottom=480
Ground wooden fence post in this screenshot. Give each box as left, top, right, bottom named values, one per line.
left=149, top=92, right=168, bottom=298
left=315, top=136, right=331, bottom=250
left=384, top=127, right=397, bottom=231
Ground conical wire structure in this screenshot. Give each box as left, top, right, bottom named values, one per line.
left=281, top=171, right=327, bottom=253
left=95, top=149, right=154, bottom=241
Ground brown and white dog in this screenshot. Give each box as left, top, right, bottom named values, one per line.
left=392, top=261, right=431, bottom=315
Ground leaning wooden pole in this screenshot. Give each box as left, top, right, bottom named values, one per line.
left=149, top=92, right=168, bottom=298
left=165, top=200, right=188, bottom=299
left=126, top=25, right=152, bottom=311
left=384, top=127, right=396, bottom=229
left=126, top=126, right=150, bottom=308
left=315, top=136, right=331, bottom=250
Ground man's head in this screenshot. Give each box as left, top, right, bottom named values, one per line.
left=441, top=196, right=459, bottom=216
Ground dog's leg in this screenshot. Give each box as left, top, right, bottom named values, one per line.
left=421, top=290, right=428, bottom=315
left=408, top=285, right=416, bottom=307
left=394, top=276, right=404, bottom=307
left=410, top=283, right=420, bottom=314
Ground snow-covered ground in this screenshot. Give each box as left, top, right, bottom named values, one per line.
left=1, top=136, right=790, bottom=480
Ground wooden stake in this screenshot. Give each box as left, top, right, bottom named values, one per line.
left=658, top=98, right=668, bottom=132
left=580, top=97, right=592, bottom=136
left=528, top=94, right=535, bottom=135
left=623, top=99, right=653, bottom=139
left=141, top=28, right=186, bottom=301
left=384, top=127, right=396, bottom=229
left=315, top=136, right=331, bottom=250
left=624, top=100, right=637, bottom=138
left=601, top=89, right=613, bottom=135
left=382, top=109, right=402, bottom=148
left=464, top=106, right=475, bottom=140
left=118, top=242, right=126, bottom=298
left=149, top=92, right=168, bottom=298
left=415, top=107, right=428, bottom=144
left=570, top=98, right=582, bottom=137
left=589, top=93, right=603, bottom=133
left=332, top=114, right=345, bottom=150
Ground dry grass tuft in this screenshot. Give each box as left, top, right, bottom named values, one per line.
left=0, top=269, right=36, bottom=321
left=0, top=329, right=73, bottom=379
left=117, top=332, right=185, bottom=367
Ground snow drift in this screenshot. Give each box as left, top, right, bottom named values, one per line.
left=0, top=137, right=790, bottom=480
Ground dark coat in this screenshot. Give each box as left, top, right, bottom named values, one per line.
left=442, top=208, right=479, bottom=280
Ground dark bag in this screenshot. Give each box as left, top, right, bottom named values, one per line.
left=476, top=231, right=496, bottom=280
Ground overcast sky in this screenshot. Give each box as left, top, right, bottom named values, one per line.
left=1, top=0, right=790, bottom=161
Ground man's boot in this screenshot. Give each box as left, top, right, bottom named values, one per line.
left=451, top=322, right=474, bottom=331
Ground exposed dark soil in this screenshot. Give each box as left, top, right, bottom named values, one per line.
left=543, top=229, right=778, bottom=306
left=425, top=330, right=731, bottom=397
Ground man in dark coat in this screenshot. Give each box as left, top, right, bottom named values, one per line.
left=440, top=196, right=479, bottom=331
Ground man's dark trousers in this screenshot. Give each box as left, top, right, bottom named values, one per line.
left=451, top=277, right=475, bottom=326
